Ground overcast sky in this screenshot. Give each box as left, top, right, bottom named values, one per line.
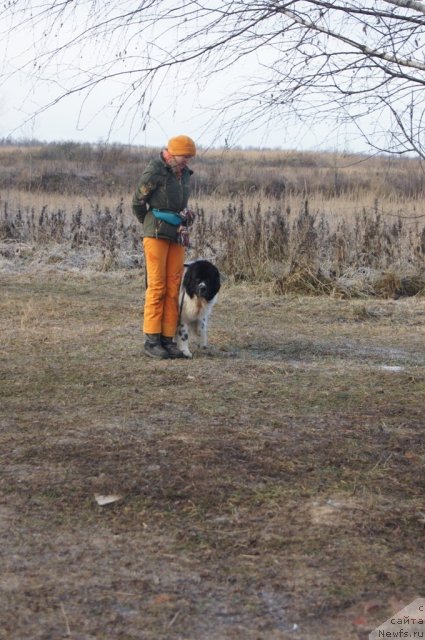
left=1, top=82, right=369, bottom=152
left=0, top=5, right=378, bottom=153
left=0, top=58, right=373, bottom=152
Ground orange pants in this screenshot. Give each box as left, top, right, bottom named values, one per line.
left=142, top=237, right=185, bottom=337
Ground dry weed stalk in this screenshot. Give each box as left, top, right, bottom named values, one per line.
left=1, top=142, right=425, bottom=291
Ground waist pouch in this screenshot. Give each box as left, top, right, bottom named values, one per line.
left=151, top=208, right=182, bottom=226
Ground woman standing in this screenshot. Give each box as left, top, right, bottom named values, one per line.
left=132, top=135, right=196, bottom=359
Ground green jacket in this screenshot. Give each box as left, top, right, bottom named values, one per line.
left=132, top=155, right=193, bottom=242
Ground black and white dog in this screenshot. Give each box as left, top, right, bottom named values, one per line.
left=176, top=260, right=221, bottom=358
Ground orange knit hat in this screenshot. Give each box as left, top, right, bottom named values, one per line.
left=167, top=135, right=196, bottom=157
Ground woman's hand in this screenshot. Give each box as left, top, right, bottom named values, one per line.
left=179, top=208, right=196, bottom=227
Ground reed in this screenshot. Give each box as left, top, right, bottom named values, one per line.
left=0, top=141, right=424, bottom=295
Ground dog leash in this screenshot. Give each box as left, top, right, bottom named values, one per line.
left=178, top=262, right=191, bottom=325
left=178, top=287, right=186, bottom=326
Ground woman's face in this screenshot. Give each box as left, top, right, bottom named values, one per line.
left=172, top=155, right=193, bottom=169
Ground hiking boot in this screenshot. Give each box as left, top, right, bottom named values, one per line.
left=144, top=333, right=169, bottom=359
left=161, top=336, right=185, bottom=359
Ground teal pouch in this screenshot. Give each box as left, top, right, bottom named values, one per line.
left=151, top=208, right=182, bottom=226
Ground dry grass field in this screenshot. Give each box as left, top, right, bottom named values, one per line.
left=0, top=142, right=424, bottom=639
left=1, top=269, right=424, bottom=639
left=1, top=142, right=424, bottom=295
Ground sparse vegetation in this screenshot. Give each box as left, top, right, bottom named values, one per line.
left=1, top=141, right=424, bottom=639
left=1, top=271, right=424, bottom=639
left=0, top=141, right=424, bottom=296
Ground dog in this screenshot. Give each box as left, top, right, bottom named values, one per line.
left=176, top=259, right=221, bottom=358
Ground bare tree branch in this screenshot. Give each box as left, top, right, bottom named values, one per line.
left=383, top=0, right=425, bottom=15
left=2, top=1, right=425, bottom=155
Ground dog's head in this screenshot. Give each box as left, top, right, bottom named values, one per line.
left=183, top=260, right=221, bottom=301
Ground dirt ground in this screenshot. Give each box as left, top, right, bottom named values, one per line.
left=0, top=268, right=424, bottom=640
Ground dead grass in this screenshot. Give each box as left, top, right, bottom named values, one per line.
left=2, top=142, right=425, bottom=199
left=0, top=270, right=424, bottom=639
left=1, top=142, right=425, bottom=290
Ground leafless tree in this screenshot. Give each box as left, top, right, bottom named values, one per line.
left=2, top=1, right=425, bottom=154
